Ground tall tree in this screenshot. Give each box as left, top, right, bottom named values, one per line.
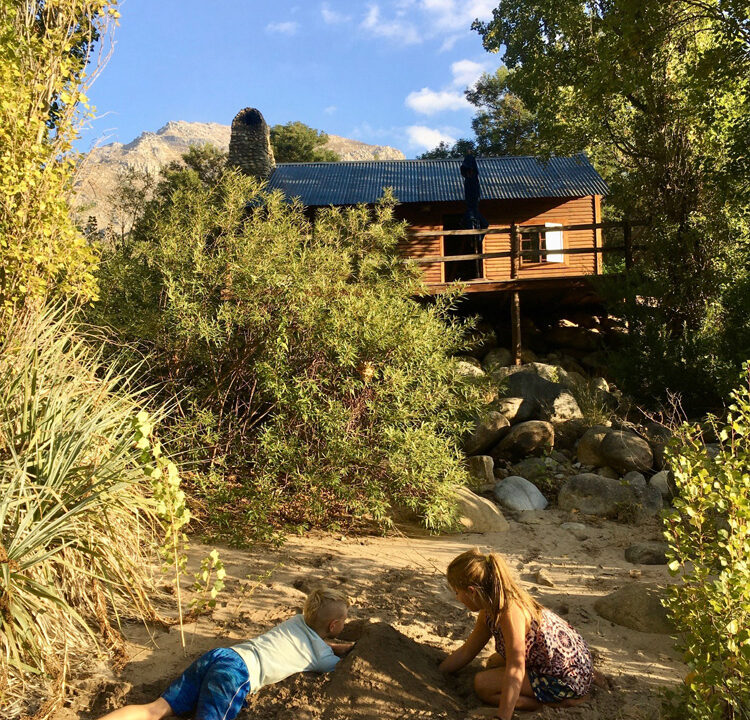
left=475, top=0, right=750, bottom=408
left=270, top=121, right=340, bottom=163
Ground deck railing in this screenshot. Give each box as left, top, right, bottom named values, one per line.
left=408, top=220, right=646, bottom=277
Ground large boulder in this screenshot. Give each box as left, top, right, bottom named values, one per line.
left=463, top=411, right=510, bottom=455
left=576, top=425, right=610, bottom=466
left=594, top=583, right=673, bottom=634
left=493, top=476, right=548, bottom=512
left=467, top=455, right=495, bottom=487
left=625, top=542, right=669, bottom=565
left=493, top=421, right=554, bottom=460
left=495, top=366, right=583, bottom=424
left=454, top=487, right=509, bottom=533
left=557, top=473, right=663, bottom=518
left=643, top=423, right=672, bottom=471
left=510, top=457, right=552, bottom=483
left=482, top=348, right=512, bottom=374
left=599, top=429, right=654, bottom=473
left=455, top=359, right=484, bottom=378
left=495, top=397, right=535, bottom=425
left=649, top=470, right=671, bottom=498
left=546, top=325, right=602, bottom=352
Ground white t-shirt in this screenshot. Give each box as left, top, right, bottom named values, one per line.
left=232, top=614, right=339, bottom=693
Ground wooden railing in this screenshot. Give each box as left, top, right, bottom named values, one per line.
left=408, top=220, right=645, bottom=274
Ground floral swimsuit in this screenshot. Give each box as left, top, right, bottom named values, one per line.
left=487, top=608, right=593, bottom=703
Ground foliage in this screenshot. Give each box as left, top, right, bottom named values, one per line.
left=92, top=165, right=483, bottom=543
left=664, top=362, right=750, bottom=719
left=0, top=306, right=161, bottom=718
left=475, top=0, right=750, bottom=410
left=419, top=67, right=540, bottom=158
left=270, top=121, right=340, bottom=163
left=0, top=0, right=118, bottom=318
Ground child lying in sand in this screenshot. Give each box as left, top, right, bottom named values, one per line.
left=440, top=549, right=592, bottom=720
left=96, top=587, right=354, bottom=720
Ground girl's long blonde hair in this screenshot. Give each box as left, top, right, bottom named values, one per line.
left=447, top=548, right=542, bottom=628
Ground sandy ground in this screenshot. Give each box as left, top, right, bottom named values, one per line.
left=58, top=509, right=684, bottom=720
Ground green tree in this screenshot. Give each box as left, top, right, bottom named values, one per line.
left=0, top=0, right=118, bottom=318
left=419, top=67, right=539, bottom=158
left=270, top=121, right=340, bottom=163
left=475, top=0, right=750, bottom=409
left=92, top=165, right=484, bottom=543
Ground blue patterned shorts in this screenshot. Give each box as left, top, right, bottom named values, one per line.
left=528, top=671, right=580, bottom=703
left=161, top=647, right=251, bottom=720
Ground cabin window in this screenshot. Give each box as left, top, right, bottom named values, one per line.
left=520, top=222, right=564, bottom=264
left=443, top=213, right=484, bottom=282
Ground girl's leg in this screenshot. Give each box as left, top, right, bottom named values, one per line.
left=473, top=668, right=541, bottom=710
left=96, top=697, right=173, bottom=720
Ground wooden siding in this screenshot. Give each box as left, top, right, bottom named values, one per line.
left=396, top=197, right=599, bottom=285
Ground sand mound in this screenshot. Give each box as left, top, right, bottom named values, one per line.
left=242, top=621, right=466, bottom=720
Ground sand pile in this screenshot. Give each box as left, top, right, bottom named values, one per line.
left=242, top=620, right=467, bottom=720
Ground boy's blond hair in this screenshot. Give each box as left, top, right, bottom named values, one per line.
left=303, top=587, right=350, bottom=627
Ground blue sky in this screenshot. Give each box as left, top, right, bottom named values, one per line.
left=79, top=0, right=502, bottom=158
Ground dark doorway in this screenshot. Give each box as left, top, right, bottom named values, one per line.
left=443, top=213, right=483, bottom=282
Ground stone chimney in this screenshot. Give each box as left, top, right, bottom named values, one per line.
left=227, top=107, right=276, bottom=179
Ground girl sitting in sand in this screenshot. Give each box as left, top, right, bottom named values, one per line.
left=439, top=548, right=592, bottom=719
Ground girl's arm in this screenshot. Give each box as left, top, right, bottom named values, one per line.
left=494, top=603, right=527, bottom=720
left=439, top=610, right=491, bottom=675
left=325, top=640, right=355, bottom=656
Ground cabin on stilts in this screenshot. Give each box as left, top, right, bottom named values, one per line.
left=229, top=107, right=626, bottom=363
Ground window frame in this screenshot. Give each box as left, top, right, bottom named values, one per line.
left=519, top=221, right=567, bottom=266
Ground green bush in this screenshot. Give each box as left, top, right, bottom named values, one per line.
left=0, top=307, right=163, bottom=717
left=664, top=363, right=750, bottom=719
left=91, top=167, right=483, bottom=543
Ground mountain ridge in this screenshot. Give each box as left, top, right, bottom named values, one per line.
left=74, top=120, right=405, bottom=230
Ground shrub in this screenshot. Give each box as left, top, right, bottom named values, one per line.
left=664, top=363, right=750, bottom=719
left=92, top=168, right=483, bottom=542
left=0, top=307, right=164, bottom=718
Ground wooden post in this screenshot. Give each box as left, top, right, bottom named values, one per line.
left=623, top=220, right=633, bottom=270
left=510, top=223, right=522, bottom=365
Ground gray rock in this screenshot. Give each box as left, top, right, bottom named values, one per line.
left=576, top=425, right=610, bottom=466
left=623, top=471, right=647, bottom=488
left=493, top=476, right=548, bottom=512
left=625, top=542, right=669, bottom=565
left=495, top=397, right=535, bottom=425
left=594, top=583, right=673, bottom=633
left=546, top=325, right=602, bottom=352
left=454, top=487, right=510, bottom=534
left=467, top=455, right=495, bottom=487
left=595, top=466, right=620, bottom=480
left=463, top=411, right=510, bottom=455
left=496, top=368, right=583, bottom=424
left=600, top=429, right=654, bottom=473
left=558, top=473, right=663, bottom=518
left=649, top=470, right=671, bottom=498
left=482, top=347, right=512, bottom=373
left=493, top=421, right=555, bottom=460
left=510, top=457, right=550, bottom=483
left=456, top=360, right=485, bottom=378
left=643, top=422, right=672, bottom=471
left=560, top=522, right=590, bottom=540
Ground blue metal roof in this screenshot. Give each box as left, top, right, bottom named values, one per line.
left=266, top=154, right=608, bottom=206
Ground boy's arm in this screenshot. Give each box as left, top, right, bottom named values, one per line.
left=325, top=640, right=355, bottom=657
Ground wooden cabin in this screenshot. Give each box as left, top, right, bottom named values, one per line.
left=266, top=154, right=608, bottom=294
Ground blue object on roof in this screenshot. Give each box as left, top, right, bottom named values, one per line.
left=266, top=154, right=608, bottom=207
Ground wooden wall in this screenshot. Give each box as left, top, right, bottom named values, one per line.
left=396, top=196, right=601, bottom=284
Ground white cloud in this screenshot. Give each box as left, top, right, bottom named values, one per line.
left=321, top=3, right=350, bottom=24
left=324, top=105, right=337, bottom=114
left=265, top=21, right=299, bottom=35
left=450, top=59, right=487, bottom=88
left=405, top=87, right=470, bottom=114
left=406, top=125, right=457, bottom=150
left=360, top=4, right=422, bottom=45
left=419, top=0, right=495, bottom=31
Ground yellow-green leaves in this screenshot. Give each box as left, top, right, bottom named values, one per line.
left=0, top=1, right=119, bottom=320
left=664, top=361, right=750, bottom=719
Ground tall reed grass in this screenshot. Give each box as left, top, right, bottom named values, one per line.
left=0, top=307, right=163, bottom=718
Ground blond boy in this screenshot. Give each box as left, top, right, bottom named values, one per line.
left=97, top=587, right=353, bottom=720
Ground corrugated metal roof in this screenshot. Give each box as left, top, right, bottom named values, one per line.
left=266, top=154, right=608, bottom=206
